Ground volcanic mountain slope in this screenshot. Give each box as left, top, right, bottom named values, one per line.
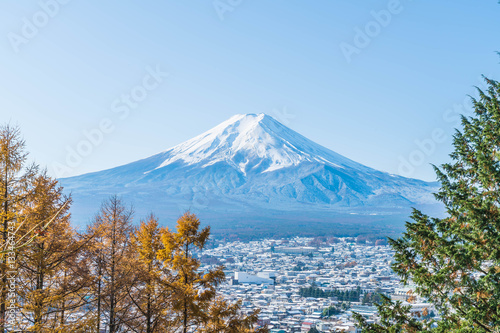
left=60, top=114, right=440, bottom=228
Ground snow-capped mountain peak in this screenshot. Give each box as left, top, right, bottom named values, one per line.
left=60, top=113, right=441, bottom=228
left=155, top=113, right=360, bottom=175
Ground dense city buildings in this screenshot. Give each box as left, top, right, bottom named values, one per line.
left=200, top=237, right=434, bottom=333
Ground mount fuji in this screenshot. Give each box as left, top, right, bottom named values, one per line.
left=60, top=114, right=441, bottom=235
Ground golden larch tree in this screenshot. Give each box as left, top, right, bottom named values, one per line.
left=158, top=212, right=267, bottom=333
left=16, top=171, right=92, bottom=332
left=0, top=125, right=38, bottom=332
left=87, top=196, right=135, bottom=333
left=126, top=214, right=173, bottom=332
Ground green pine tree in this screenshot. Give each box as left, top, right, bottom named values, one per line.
left=354, top=78, right=500, bottom=332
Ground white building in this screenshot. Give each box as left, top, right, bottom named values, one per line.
left=234, top=272, right=274, bottom=285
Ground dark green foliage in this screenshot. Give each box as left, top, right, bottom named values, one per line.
left=353, top=295, right=427, bottom=333
left=322, top=305, right=342, bottom=317
left=299, top=286, right=362, bottom=302
left=355, top=78, right=500, bottom=332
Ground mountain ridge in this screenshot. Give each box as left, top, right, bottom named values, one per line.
left=60, top=113, right=441, bottom=231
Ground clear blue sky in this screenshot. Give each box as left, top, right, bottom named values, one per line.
left=1, top=1, right=499, bottom=181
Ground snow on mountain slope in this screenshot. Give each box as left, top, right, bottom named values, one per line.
left=154, top=113, right=364, bottom=174
left=60, top=114, right=441, bottom=226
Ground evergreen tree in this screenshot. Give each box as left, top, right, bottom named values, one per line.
left=355, top=78, right=500, bottom=332
left=322, top=305, right=340, bottom=317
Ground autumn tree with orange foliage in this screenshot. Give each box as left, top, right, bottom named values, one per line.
left=15, top=172, right=93, bottom=332
left=0, top=125, right=268, bottom=332
left=126, top=214, right=173, bottom=332
left=158, top=212, right=267, bottom=333
left=87, top=196, right=135, bottom=333
left=0, top=125, right=39, bottom=331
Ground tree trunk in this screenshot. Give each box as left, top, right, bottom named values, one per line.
left=60, top=269, right=67, bottom=328
left=96, top=256, right=102, bottom=333
left=33, top=244, right=45, bottom=332
left=109, top=211, right=117, bottom=333
left=183, top=242, right=189, bottom=333
left=146, top=293, right=151, bottom=333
